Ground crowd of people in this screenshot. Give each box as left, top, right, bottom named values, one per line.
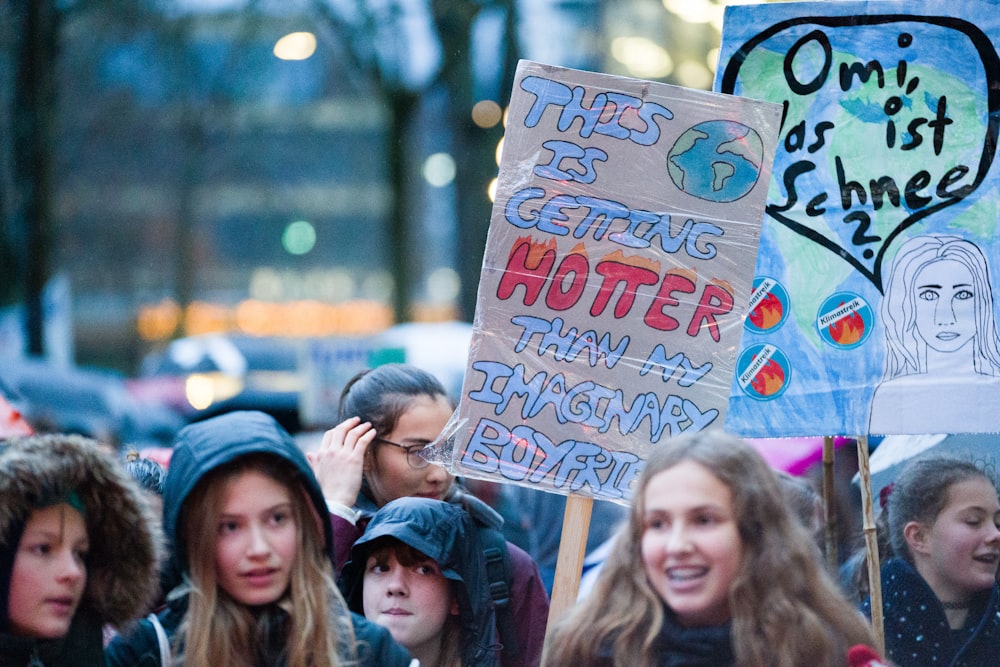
left=2, top=362, right=999, bottom=666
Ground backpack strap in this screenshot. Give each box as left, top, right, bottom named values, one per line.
left=148, top=612, right=170, bottom=666
left=479, top=524, right=519, bottom=660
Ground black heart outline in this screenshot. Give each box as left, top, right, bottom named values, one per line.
left=719, top=14, right=1000, bottom=293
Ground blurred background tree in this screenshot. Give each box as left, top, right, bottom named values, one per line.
left=0, top=0, right=730, bottom=372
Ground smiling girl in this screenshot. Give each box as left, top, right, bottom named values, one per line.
left=1, top=434, right=159, bottom=667
left=105, top=410, right=412, bottom=667
left=861, top=456, right=1000, bottom=667
left=542, top=430, right=879, bottom=667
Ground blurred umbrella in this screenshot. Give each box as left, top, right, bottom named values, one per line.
left=858, top=433, right=1000, bottom=501
left=746, top=435, right=854, bottom=476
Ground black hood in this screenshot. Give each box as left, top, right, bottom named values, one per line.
left=343, top=497, right=501, bottom=667
left=164, top=410, right=333, bottom=573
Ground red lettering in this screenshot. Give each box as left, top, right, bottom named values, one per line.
left=591, top=260, right=659, bottom=318
left=545, top=251, right=589, bottom=310
left=686, top=282, right=734, bottom=342
left=643, top=271, right=696, bottom=331
left=497, top=238, right=556, bottom=306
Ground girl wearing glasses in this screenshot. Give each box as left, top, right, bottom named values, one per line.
left=308, top=363, right=550, bottom=667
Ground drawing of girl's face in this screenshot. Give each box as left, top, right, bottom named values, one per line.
left=912, top=258, right=977, bottom=353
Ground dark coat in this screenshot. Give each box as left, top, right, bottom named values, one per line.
left=105, top=410, right=411, bottom=667
left=332, top=485, right=550, bottom=667
left=0, top=434, right=161, bottom=667
left=342, top=496, right=502, bottom=667
left=592, top=610, right=734, bottom=667
left=104, top=594, right=410, bottom=667
left=862, top=557, right=1000, bottom=667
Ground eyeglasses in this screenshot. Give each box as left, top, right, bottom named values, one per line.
left=375, top=438, right=431, bottom=469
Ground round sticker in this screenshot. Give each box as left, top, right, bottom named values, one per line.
left=736, top=343, right=790, bottom=400
left=745, top=276, right=789, bottom=334
left=816, top=292, right=874, bottom=349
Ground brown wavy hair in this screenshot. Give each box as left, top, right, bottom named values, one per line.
left=542, top=430, right=876, bottom=667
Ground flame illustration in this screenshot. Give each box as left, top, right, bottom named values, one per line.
left=828, top=302, right=865, bottom=345
left=750, top=356, right=785, bottom=396
left=750, top=290, right=783, bottom=329
left=512, top=235, right=558, bottom=266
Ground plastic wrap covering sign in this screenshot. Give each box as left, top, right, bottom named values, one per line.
left=716, top=1, right=1000, bottom=437
left=427, top=61, right=781, bottom=502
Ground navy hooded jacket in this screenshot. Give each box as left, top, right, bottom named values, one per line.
left=343, top=497, right=502, bottom=667
left=105, top=410, right=412, bottom=667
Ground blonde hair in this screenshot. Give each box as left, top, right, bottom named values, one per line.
left=176, top=453, right=355, bottom=667
left=543, top=430, right=875, bottom=667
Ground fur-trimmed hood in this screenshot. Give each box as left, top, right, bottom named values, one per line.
left=0, top=434, right=162, bottom=630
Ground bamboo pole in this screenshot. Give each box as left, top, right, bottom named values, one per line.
left=856, top=435, right=884, bottom=655
left=822, top=436, right=838, bottom=572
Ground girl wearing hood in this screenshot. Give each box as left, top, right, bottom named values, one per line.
left=342, top=497, right=502, bottom=667
left=1, top=433, right=161, bottom=667
left=307, top=363, right=549, bottom=667
left=105, top=410, right=412, bottom=667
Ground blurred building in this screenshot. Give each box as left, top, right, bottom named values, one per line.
left=1, top=0, right=735, bottom=372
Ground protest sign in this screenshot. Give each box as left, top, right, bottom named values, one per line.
left=716, top=0, right=1000, bottom=437
left=428, top=60, right=781, bottom=503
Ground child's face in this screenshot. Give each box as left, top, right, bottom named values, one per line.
left=914, top=476, right=1000, bottom=601
left=8, top=503, right=88, bottom=638
left=214, top=470, right=298, bottom=606
left=366, top=395, right=454, bottom=507
left=362, top=549, right=456, bottom=656
left=640, top=460, right=742, bottom=627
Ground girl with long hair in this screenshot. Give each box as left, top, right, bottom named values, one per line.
left=542, top=430, right=880, bottom=667
left=106, top=410, right=412, bottom=667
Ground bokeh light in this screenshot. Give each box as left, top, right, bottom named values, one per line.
left=611, top=36, right=673, bottom=79
left=282, top=220, right=316, bottom=255
left=471, top=100, right=503, bottom=128
left=422, top=152, right=457, bottom=187
left=273, top=32, right=317, bottom=60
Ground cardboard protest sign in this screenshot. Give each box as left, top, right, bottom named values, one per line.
left=427, top=61, right=781, bottom=502
left=716, top=0, right=1000, bottom=437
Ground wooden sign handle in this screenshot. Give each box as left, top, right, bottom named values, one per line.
left=857, top=435, right=885, bottom=656
left=546, top=494, right=594, bottom=628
